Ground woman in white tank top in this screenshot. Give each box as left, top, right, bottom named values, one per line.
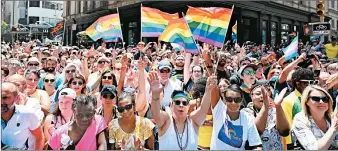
left=148, top=73, right=217, bottom=150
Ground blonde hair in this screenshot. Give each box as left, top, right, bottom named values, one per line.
left=301, top=85, right=333, bottom=120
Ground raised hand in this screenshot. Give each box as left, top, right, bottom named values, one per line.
left=274, top=88, right=288, bottom=106
left=147, top=72, right=163, bottom=95
left=331, top=112, right=338, bottom=132
left=133, top=135, right=143, bottom=150
left=121, top=54, right=128, bottom=68
left=137, top=58, right=147, bottom=71
left=117, top=137, right=126, bottom=150
left=261, top=86, right=269, bottom=107
left=206, top=75, right=218, bottom=91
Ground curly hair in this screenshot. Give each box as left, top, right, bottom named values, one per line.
left=117, top=91, right=136, bottom=105
left=72, top=94, right=97, bottom=110
left=192, top=77, right=207, bottom=99
left=291, top=68, right=315, bottom=90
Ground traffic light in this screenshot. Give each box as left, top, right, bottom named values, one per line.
left=316, top=0, right=325, bottom=17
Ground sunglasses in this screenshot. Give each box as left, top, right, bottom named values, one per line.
left=72, top=81, right=83, bottom=86
left=102, top=94, right=115, bottom=99
left=66, top=69, right=76, bottom=74
left=89, top=56, right=95, bottom=59
left=117, top=104, right=133, bottom=113
left=98, top=61, right=109, bottom=64
left=44, top=79, right=55, bottom=83
left=102, top=76, right=113, bottom=80
left=310, top=96, right=329, bottom=103
left=173, top=100, right=189, bottom=106
left=243, top=70, right=256, bottom=75
left=160, top=69, right=171, bottom=73
left=28, top=63, right=39, bottom=66
left=105, top=53, right=112, bottom=57
left=275, top=66, right=282, bottom=70
left=224, top=97, right=242, bottom=103
left=299, top=80, right=318, bottom=85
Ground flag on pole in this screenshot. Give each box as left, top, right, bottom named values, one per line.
left=159, top=18, right=198, bottom=54
left=232, top=21, right=237, bottom=43
left=141, top=6, right=179, bottom=37
left=283, top=36, right=299, bottom=61
left=185, top=6, right=233, bottom=48
left=171, top=43, right=184, bottom=51
left=85, top=14, right=123, bottom=42
left=47, top=20, right=65, bottom=40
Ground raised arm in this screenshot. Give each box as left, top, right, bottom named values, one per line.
left=279, top=54, right=305, bottom=83
left=253, top=87, right=269, bottom=134
left=274, top=88, right=290, bottom=136
left=135, top=57, right=149, bottom=116
left=117, top=54, right=128, bottom=96
left=190, top=75, right=217, bottom=126
left=148, top=72, right=170, bottom=129
left=184, top=53, right=192, bottom=85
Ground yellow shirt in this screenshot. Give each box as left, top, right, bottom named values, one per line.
left=324, top=44, right=338, bottom=59
left=281, top=89, right=302, bottom=148
left=198, top=115, right=213, bottom=148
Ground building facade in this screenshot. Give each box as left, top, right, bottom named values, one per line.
left=63, top=1, right=332, bottom=46
left=2, top=1, right=63, bottom=42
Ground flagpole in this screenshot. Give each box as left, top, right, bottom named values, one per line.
left=62, top=19, right=66, bottom=46
left=182, top=12, right=212, bottom=76
left=117, top=7, right=124, bottom=49
left=220, top=5, right=234, bottom=51
left=140, top=3, right=143, bottom=42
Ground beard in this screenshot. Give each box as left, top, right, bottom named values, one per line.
left=176, top=63, right=184, bottom=68
left=46, top=67, right=55, bottom=73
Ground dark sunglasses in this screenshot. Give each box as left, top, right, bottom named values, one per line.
left=44, top=79, right=55, bottom=83
left=299, top=80, right=318, bottom=85
left=102, top=76, right=113, bottom=80
left=173, top=100, right=189, bottom=106
left=72, top=81, right=83, bottom=86
left=310, top=96, right=329, bottom=103
left=89, top=56, right=95, bottom=59
left=65, top=69, right=76, bottom=74
left=117, top=104, right=133, bottom=113
left=102, top=94, right=115, bottom=99
left=224, top=97, right=242, bottom=103
left=105, top=53, right=112, bottom=57
left=98, top=61, right=109, bottom=64
left=28, top=63, right=39, bottom=66
left=160, top=69, right=171, bottom=73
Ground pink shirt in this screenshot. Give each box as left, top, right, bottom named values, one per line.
left=48, top=115, right=107, bottom=150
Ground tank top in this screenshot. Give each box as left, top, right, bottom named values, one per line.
left=159, top=116, right=198, bottom=150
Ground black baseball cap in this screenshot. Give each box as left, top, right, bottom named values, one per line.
left=100, top=85, right=117, bottom=97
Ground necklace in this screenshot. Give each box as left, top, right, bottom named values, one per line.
left=173, top=116, right=189, bottom=150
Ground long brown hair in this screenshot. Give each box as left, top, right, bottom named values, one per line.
left=68, top=73, right=87, bottom=94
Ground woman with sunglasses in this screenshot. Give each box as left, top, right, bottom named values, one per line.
left=24, top=69, right=50, bottom=115
left=48, top=94, right=107, bottom=150
left=43, top=73, right=57, bottom=112
left=43, top=88, right=76, bottom=148
left=108, top=92, right=155, bottom=150
left=291, top=85, right=338, bottom=150
left=68, top=73, right=87, bottom=96
left=149, top=72, right=217, bottom=150
left=210, top=84, right=262, bottom=150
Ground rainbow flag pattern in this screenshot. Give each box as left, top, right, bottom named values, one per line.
left=159, top=18, right=198, bottom=54
left=232, top=21, right=237, bottom=43
left=141, top=6, right=179, bottom=37
left=85, top=13, right=123, bottom=42
left=185, top=6, right=233, bottom=48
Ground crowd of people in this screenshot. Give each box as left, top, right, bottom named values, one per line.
left=1, top=35, right=338, bottom=150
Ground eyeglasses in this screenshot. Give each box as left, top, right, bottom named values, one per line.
left=117, top=104, right=133, bottom=113
left=98, top=61, right=109, bottom=64
left=44, top=79, right=55, bottom=83
left=105, top=53, right=111, bottom=57
left=72, top=81, right=83, bottom=86
left=309, top=96, right=329, bottom=103
left=299, top=80, right=318, bottom=85
left=224, top=97, right=242, bottom=103
left=160, top=69, right=171, bottom=73
left=173, top=100, right=189, bottom=106
left=28, top=63, right=39, bottom=66
left=115, top=68, right=121, bottom=71
left=243, top=70, right=256, bottom=75
left=275, top=66, right=282, bottom=70
left=72, top=52, right=77, bottom=55
left=102, top=94, right=115, bottom=99
left=102, top=76, right=113, bottom=80
left=193, top=70, right=202, bottom=73
left=65, top=69, right=76, bottom=74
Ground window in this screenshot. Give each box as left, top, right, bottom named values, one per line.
left=271, top=22, right=276, bottom=29
left=262, top=20, right=267, bottom=29
left=271, top=31, right=276, bottom=46
left=243, top=18, right=250, bottom=26
left=77, top=1, right=81, bottom=13
left=299, top=1, right=303, bottom=5
left=29, top=1, right=40, bottom=7
left=329, top=1, right=333, bottom=8
left=66, top=1, right=71, bottom=16
left=83, top=1, right=88, bottom=12
left=281, top=24, right=290, bottom=31
left=42, top=1, right=57, bottom=10
left=262, top=30, right=266, bottom=44
left=28, top=16, right=39, bottom=24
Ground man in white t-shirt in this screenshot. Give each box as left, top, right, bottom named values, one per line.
left=157, top=59, right=183, bottom=106
left=1, top=82, right=44, bottom=150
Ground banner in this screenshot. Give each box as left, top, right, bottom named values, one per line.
left=47, top=20, right=65, bottom=40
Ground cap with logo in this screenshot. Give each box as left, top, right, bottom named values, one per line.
left=59, top=88, right=76, bottom=99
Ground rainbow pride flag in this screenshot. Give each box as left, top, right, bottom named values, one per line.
left=159, top=18, right=198, bottom=54
left=185, top=6, right=233, bottom=48
left=232, top=21, right=237, bottom=43
left=85, top=13, right=123, bottom=42
left=141, top=6, right=179, bottom=37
